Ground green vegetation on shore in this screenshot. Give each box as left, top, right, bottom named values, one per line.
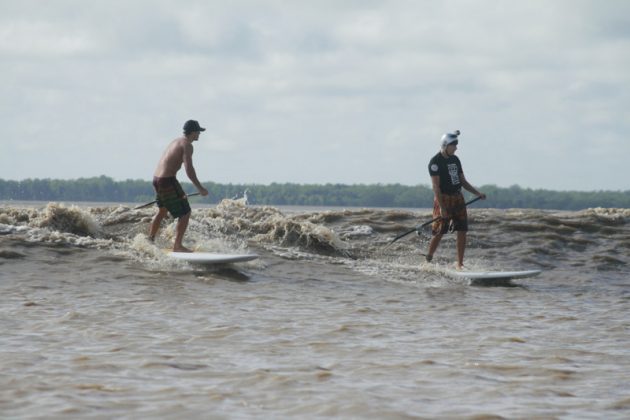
left=1, top=176, right=628, bottom=210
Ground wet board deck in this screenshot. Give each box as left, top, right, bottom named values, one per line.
left=447, top=269, right=542, bottom=286
left=166, top=252, right=259, bottom=264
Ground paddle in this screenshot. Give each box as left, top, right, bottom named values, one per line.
left=134, top=192, right=200, bottom=210
left=388, top=195, right=483, bottom=245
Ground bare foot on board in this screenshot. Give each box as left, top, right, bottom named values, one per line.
left=173, top=245, right=193, bottom=253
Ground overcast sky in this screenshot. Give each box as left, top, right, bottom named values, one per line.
left=1, top=0, right=629, bottom=191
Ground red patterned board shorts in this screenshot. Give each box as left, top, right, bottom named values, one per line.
left=432, top=192, right=468, bottom=235
left=152, top=177, right=191, bottom=219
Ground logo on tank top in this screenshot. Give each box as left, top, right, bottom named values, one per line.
left=447, top=163, right=460, bottom=185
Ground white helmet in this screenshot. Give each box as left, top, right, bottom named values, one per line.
left=441, top=130, right=460, bottom=149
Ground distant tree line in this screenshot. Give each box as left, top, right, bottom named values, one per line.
left=1, top=176, right=629, bottom=210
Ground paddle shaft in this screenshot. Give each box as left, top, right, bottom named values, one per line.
left=134, top=192, right=200, bottom=210
left=389, top=195, right=483, bottom=245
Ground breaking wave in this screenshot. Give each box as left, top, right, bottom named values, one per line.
left=1, top=200, right=628, bottom=277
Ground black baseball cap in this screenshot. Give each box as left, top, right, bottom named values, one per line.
left=183, top=120, right=206, bottom=133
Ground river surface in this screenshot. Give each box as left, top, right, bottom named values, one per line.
left=1, top=200, right=629, bottom=419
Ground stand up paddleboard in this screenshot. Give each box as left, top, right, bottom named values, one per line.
left=447, top=269, right=542, bottom=287
left=166, top=251, right=258, bottom=265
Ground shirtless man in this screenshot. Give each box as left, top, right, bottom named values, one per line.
left=149, top=120, right=209, bottom=252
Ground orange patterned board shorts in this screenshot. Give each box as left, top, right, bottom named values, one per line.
left=432, top=193, right=468, bottom=235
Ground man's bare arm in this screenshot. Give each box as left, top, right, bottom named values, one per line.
left=460, top=173, right=486, bottom=199
left=431, top=175, right=446, bottom=216
left=183, top=143, right=208, bottom=196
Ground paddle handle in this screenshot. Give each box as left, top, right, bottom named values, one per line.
left=389, top=195, right=483, bottom=245
left=134, top=192, right=201, bottom=210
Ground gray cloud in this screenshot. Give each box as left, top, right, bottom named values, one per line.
left=1, top=0, right=628, bottom=190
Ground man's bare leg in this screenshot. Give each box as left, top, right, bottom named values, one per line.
left=149, top=207, right=168, bottom=241
left=173, top=212, right=192, bottom=252
left=456, top=231, right=467, bottom=270
left=426, top=233, right=443, bottom=262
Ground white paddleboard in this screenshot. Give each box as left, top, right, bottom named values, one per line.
left=166, top=251, right=258, bottom=264
left=447, top=269, right=542, bottom=286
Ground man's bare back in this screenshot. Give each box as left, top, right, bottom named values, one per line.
left=153, top=133, right=206, bottom=194
left=154, top=136, right=189, bottom=178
